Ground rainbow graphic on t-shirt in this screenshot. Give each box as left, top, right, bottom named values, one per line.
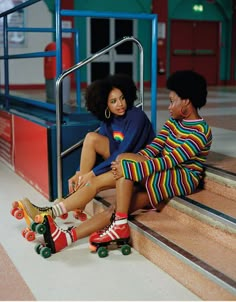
left=113, top=131, right=124, bottom=142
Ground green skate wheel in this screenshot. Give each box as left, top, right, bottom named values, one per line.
left=35, top=243, right=43, bottom=254
left=35, top=223, right=46, bottom=234
left=97, top=246, right=108, bottom=258
left=121, top=244, right=131, bottom=256
left=40, top=247, right=51, bottom=258
left=31, top=222, right=38, bottom=232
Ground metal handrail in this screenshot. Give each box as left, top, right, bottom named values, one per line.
left=56, top=36, right=144, bottom=198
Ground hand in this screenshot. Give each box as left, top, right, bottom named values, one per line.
left=76, top=171, right=95, bottom=189
left=68, top=171, right=81, bottom=193
left=111, top=160, right=123, bottom=180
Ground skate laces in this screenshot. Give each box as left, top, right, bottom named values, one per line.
left=97, top=212, right=116, bottom=236
left=37, top=205, right=52, bottom=212
left=99, top=220, right=116, bottom=237
left=67, top=226, right=75, bottom=232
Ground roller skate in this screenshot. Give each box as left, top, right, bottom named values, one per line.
left=89, top=211, right=115, bottom=243
left=10, top=198, right=54, bottom=241
left=34, top=214, right=77, bottom=258
left=89, top=218, right=131, bottom=258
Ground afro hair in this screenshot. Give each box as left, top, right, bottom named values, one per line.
left=166, top=70, right=207, bottom=109
left=85, top=74, right=137, bottom=121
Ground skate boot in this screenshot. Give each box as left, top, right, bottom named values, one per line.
left=89, top=211, right=115, bottom=243
left=35, top=215, right=77, bottom=258
left=11, top=198, right=54, bottom=221
left=90, top=218, right=131, bottom=257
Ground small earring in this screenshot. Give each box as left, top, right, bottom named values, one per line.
left=105, top=107, right=111, bottom=119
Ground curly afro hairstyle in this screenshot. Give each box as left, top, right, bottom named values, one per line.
left=166, top=70, right=207, bottom=109
left=85, top=73, right=137, bottom=121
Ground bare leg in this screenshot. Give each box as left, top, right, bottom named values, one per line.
left=129, top=189, right=150, bottom=213
left=80, top=132, right=110, bottom=173
left=115, top=178, right=134, bottom=213
left=113, top=152, right=150, bottom=214
left=75, top=206, right=115, bottom=239
left=63, top=171, right=115, bottom=212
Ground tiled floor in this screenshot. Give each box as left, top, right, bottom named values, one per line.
left=1, top=85, right=236, bottom=300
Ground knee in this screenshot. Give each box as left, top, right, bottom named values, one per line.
left=116, top=153, right=129, bottom=161
left=84, top=132, right=98, bottom=147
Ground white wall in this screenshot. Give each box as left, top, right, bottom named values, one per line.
left=1, top=1, right=52, bottom=85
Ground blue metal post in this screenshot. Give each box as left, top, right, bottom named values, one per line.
left=55, top=0, right=62, bottom=77
left=3, top=16, right=9, bottom=110
left=151, top=14, right=158, bottom=132
left=75, top=31, right=81, bottom=108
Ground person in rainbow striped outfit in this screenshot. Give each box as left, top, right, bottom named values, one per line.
left=89, top=69, right=213, bottom=247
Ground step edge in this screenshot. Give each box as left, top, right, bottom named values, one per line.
left=205, top=167, right=236, bottom=188
left=171, top=196, right=236, bottom=233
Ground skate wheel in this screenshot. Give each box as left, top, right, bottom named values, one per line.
left=34, top=214, right=43, bottom=223
left=73, top=211, right=80, bottom=220
left=10, top=207, right=18, bottom=217
left=35, top=223, right=46, bottom=234
left=60, top=213, right=68, bottom=220
left=73, top=211, right=87, bottom=221
left=97, top=246, right=108, bottom=258
left=40, top=247, right=51, bottom=258
left=78, top=212, right=87, bottom=221
left=30, top=222, right=38, bottom=232
left=121, top=244, right=131, bottom=256
left=14, top=209, right=24, bottom=220
left=89, top=244, right=97, bottom=253
left=12, top=201, right=19, bottom=208
left=21, top=227, right=30, bottom=238
left=35, top=243, right=44, bottom=254
left=25, top=230, right=35, bottom=242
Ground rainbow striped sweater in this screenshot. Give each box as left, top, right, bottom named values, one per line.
left=121, top=117, right=212, bottom=205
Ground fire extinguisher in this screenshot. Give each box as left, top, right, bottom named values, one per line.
left=158, top=58, right=165, bottom=75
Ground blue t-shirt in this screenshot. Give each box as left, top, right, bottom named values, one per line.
left=78, top=106, right=155, bottom=176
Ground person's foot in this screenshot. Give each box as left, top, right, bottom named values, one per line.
left=12, top=198, right=54, bottom=221
left=42, top=215, right=77, bottom=253
left=90, top=218, right=130, bottom=245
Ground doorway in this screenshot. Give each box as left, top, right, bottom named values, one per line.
left=170, top=20, right=220, bottom=85
left=87, top=18, right=137, bottom=83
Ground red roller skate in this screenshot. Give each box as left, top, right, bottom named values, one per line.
left=34, top=215, right=77, bottom=258
left=89, top=218, right=131, bottom=257
left=89, top=212, right=115, bottom=243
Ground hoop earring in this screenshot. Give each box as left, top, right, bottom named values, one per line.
left=180, top=106, right=190, bottom=118
left=105, top=107, right=111, bottom=119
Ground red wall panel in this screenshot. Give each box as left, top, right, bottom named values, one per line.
left=0, top=111, right=13, bottom=166
left=13, top=116, right=49, bottom=199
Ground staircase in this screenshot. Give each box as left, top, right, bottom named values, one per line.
left=85, top=166, right=236, bottom=300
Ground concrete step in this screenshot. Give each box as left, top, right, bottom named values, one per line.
left=204, top=165, right=236, bottom=202
left=85, top=167, right=236, bottom=300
